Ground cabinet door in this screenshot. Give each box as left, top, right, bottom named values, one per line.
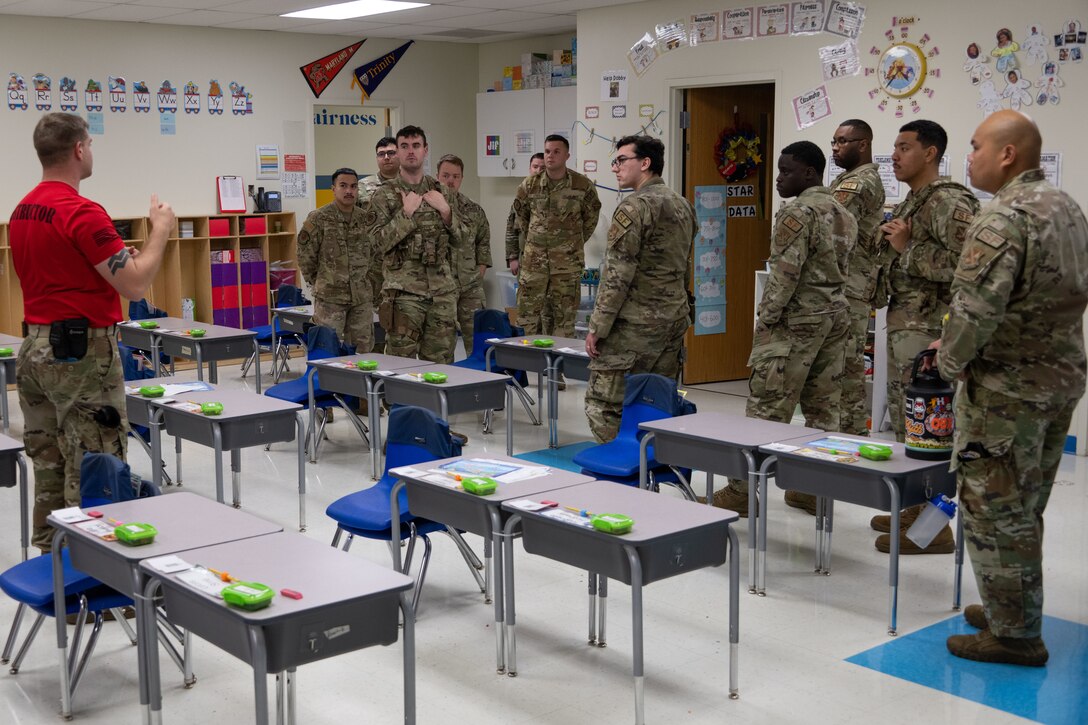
left=543, top=85, right=576, bottom=145
left=476, top=90, right=544, bottom=177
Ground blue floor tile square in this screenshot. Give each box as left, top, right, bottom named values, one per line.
left=514, top=441, right=595, bottom=472
left=847, top=615, right=1088, bottom=723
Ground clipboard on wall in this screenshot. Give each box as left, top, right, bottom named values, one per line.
left=217, top=175, right=247, bottom=213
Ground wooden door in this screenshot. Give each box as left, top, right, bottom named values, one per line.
left=683, top=83, right=775, bottom=383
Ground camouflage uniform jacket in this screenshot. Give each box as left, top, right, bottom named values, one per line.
left=937, top=169, right=1088, bottom=404
left=759, top=186, right=857, bottom=326
left=356, top=173, right=393, bottom=274
left=504, top=206, right=524, bottom=263
left=511, top=168, right=601, bottom=263
left=364, top=175, right=459, bottom=298
left=296, top=202, right=372, bottom=306
left=589, top=177, right=696, bottom=339
left=831, top=162, right=886, bottom=303
left=884, top=178, right=979, bottom=331
left=452, top=191, right=492, bottom=291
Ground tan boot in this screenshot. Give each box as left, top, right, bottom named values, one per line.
left=946, top=630, right=1048, bottom=666
left=963, top=604, right=988, bottom=630
left=703, top=487, right=748, bottom=517
left=869, top=503, right=925, bottom=533
left=874, top=523, right=954, bottom=554
left=784, top=490, right=818, bottom=516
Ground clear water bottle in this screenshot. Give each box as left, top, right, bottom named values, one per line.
left=906, top=493, right=957, bottom=549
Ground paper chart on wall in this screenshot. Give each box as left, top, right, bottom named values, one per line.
left=757, top=4, right=791, bottom=38
left=822, top=0, right=865, bottom=40
left=628, top=33, right=659, bottom=76
left=820, top=40, right=860, bottom=80
left=791, top=1, right=824, bottom=35
left=722, top=7, right=755, bottom=41
left=792, top=84, right=832, bottom=129
left=690, top=12, right=720, bottom=44
left=601, top=70, right=628, bottom=101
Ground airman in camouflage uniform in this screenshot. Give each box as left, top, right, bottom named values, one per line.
left=829, top=119, right=886, bottom=436
left=297, top=168, right=374, bottom=351
left=511, top=135, right=601, bottom=336
left=437, top=154, right=493, bottom=355
left=718, top=141, right=856, bottom=513
left=357, top=136, right=400, bottom=323
left=584, top=136, right=695, bottom=443
left=365, top=126, right=460, bottom=363
left=938, top=111, right=1088, bottom=666
left=504, top=154, right=551, bottom=330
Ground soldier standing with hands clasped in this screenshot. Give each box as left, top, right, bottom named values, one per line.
left=934, top=111, right=1088, bottom=666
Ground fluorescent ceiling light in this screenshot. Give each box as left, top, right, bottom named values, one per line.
left=283, top=1, right=428, bottom=21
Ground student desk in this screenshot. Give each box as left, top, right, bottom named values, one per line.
left=149, top=390, right=307, bottom=529
left=760, top=434, right=960, bottom=635
left=125, top=378, right=216, bottom=487
left=0, top=433, right=29, bottom=560
left=389, top=456, right=593, bottom=673
left=381, top=365, right=515, bottom=455
left=141, top=531, right=415, bottom=725
left=119, top=318, right=262, bottom=391
left=638, top=413, right=821, bottom=595
left=270, top=305, right=313, bottom=336
left=48, top=492, right=283, bottom=722
left=500, top=481, right=741, bottom=725
left=486, top=335, right=589, bottom=448
left=0, top=333, right=21, bottom=435
left=305, top=353, right=428, bottom=473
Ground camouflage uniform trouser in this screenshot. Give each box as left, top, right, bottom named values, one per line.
left=17, top=329, right=128, bottom=550
left=381, top=289, right=457, bottom=364
left=840, top=298, right=873, bottom=436
left=953, top=380, right=1074, bottom=639
left=516, top=242, right=580, bottom=337
left=313, top=298, right=374, bottom=353
left=456, top=285, right=486, bottom=356
left=585, top=318, right=688, bottom=443
left=887, top=327, right=940, bottom=442
left=727, top=311, right=848, bottom=494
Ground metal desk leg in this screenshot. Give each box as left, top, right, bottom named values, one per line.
left=489, top=510, right=505, bottom=674
left=638, top=433, right=654, bottom=491
left=17, top=453, right=28, bottom=561
left=705, top=473, right=714, bottom=506
left=143, top=578, right=165, bottom=725
left=52, top=533, right=73, bottom=720
left=547, top=356, right=561, bottom=448
left=502, top=515, right=521, bottom=676
left=211, top=425, right=225, bottom=504
left=230, top=448, right=242, bottom=508
left=756, top=456, right=776, bottom=596
left=400, top=592, right=417, bottom=725
left=275, top=672, right=286, bottom=725
left=742, top=451, right=757, bottom=594
left=505, top=386, right=514, bottom=456
left=727, top=525, right=740, bottom=699
left=151, top=336, right=162, bottom=378
left=953, top=508, right=964, bottom=610
left=248, top=627, right=270, bottom=724
left=196, top=346, right=206, bottom=382
left=295, top=414, right=307, bottom=531
left=624, top=547, right=646, bottom=725
left=882, top=477, right=901, bottom=636
left=306, top=369, right=318, bottom=464
left=175, top=434, right=183, bottom=485
left=597, top=577, right=608, bottom=647
left=150, top=407, right=164, bottom=491
left=253, top=339, right=262, bottom=393
left=814, top=496, right=825, bottom=573
left=367, top=378, right=381, bottom=480
left=824, top=499, right=834, bottom=575
left=587, top=573, right=598, bottom=644
left=1, top=363, right=9, bottom=435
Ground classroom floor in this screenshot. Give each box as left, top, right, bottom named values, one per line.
left=0, top=351, right=1085, bottom=725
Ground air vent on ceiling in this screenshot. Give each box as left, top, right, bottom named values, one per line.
left=422, top=28, right=512, bottom=39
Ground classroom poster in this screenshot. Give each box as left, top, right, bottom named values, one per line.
left=723, top=8, right=755, bottom=41
left=792, top=84, right=833, bottom=128
left=690, top=12, right=720, bottom=44
left=791, top=1, right=824, bottom=34
left=823, top=0, right=865, bottom=39
left=694, top=185, right=728, bottom=336
left=757, top=4, right=791, bottom=37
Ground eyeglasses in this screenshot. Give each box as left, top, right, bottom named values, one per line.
left=376, top=150, right=397, bottom=158
left=830, top=137, right=865, bottom=147
left=610, top=155, right=642, bottom=168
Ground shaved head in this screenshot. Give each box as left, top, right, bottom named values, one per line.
left=968, top=110, right=1042, bottom=193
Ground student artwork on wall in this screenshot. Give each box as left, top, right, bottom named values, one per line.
left=108, top=75, right=126, bottom=112
left=31, top=73, right=50, bottom=111
left=690, top=12, right=720, bottom=44
left=184, top=81, right=200, bottom=114
left=229, top=81, right=252, bottom=115
left=133, top=80, right=151, bottom=113
left=85, top=78, right=102, bottom=111
left=208, top=79, right=224, bottom=115
left=157, top=81, right=177, bottom=114
left=7, top=73, right=27, bottom=110
left=59, top=76, right=77, bottom=111
left=693, top=185, right=728, bottom=337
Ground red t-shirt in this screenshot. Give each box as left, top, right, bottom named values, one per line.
left=10, top=181, right=125, bottom=327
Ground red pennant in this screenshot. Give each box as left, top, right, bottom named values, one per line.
left=300, top=40, right=365, bottom=98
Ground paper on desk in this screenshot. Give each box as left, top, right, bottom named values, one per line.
left=52, top=507, right=92, bottom=524
left=763, top=442, right=800, bottom=452
left=75, top=520, right=116, bottom=537
left=557, top=346, right=589, bottom=356
left=177, top=567, right=228, bottom=597
left=506, top=499, right=555, bottom=512
left=145, top=555, right=194, bottom=574
left=496, top=465, right=549, bottom=482
left=162, top=382, right=213, bottom=395
left=171, top=402, right=204, bottom=414
left=389, top=465, right=427, bottom=479
left=540, top=508, right=594, bottom=529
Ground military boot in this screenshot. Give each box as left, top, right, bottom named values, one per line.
left=869, top=503, right=925, bottom=533
left=946, top=631, right=1048, bottom=666
left=875, top=523, right=954, bottom=554
left=784, top=490, right=818, bottom=516
left=963, top=604, right=988, bottom=630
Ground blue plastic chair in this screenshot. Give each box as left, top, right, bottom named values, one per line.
left=242, top=284, right=312, bottom=382
left=264, top=325, right=364, bottom=458
left=453, top=308, right=539, bottom=429
left=572, top=374, right=697, bottom=498
left=118, top=342, right=174, bottom=486
left=326, top=406, right=486, bottom=615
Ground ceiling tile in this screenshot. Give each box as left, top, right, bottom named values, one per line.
left=0, top=0, right=113, bottom=17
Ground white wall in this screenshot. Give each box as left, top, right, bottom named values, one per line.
left=0, top=16, right=477, bottom=221
left=576, top=0, right=1088, bottom=448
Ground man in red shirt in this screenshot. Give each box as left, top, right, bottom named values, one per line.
left=10, top=113, right=174, bottom=549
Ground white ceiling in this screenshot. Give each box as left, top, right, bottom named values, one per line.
left=0, top=0, right=633, bottom=43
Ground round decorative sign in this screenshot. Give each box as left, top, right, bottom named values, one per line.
left=865, top=17, right=942, bottom=116
left=877, top=42, right=927, bottom=98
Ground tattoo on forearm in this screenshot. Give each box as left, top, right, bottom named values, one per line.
left=106, top=249, right=130, bottom=275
